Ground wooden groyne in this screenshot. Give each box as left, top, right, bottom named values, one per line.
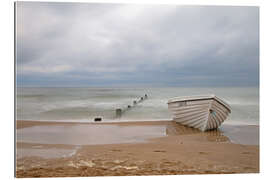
left=115, top=94, right=148, bottom=118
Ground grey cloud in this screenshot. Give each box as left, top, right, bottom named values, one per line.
left=16, top=2, right=259, bottom=87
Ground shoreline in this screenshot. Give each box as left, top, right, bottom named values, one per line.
left=16, top=120, right=259, bottom=177
left=16, top=119, right=174, bottom=129
left=16, top=119, right=259, bottom=129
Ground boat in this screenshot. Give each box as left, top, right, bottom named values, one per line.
left=167, top=95, right=231, bottom=131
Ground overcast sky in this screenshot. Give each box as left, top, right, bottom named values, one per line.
left=16, top=2, right=259, bottom=87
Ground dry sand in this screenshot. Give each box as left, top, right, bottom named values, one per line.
left=16, top=120, right=259, bottom=177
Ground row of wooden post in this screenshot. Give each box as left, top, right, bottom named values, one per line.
left=116, top=94, right=148, bottom=118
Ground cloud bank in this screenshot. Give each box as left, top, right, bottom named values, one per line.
left=16, top=2, right=259, bottom=87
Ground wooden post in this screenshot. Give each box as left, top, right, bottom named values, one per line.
left=116, top=108, right=122, bottom=117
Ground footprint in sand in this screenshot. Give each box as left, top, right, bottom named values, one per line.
left=111, top=149, right=122, bottom=152
left=198, top=152, right=208, bottom=155
left=153, top=150, right=166, bottom=153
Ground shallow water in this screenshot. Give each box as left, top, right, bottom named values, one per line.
left=17, top=87, right=259, bottom=125
left=16, top=148, right=77, bottom=159
left=17, top=124, right=166, bottom=145
left=16, top=122, right=259, bottom=159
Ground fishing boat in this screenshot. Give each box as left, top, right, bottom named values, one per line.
left=167, top=95, right=231, bottom=131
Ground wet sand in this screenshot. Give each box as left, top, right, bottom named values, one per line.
left=16, top=120, right=259, bottom=177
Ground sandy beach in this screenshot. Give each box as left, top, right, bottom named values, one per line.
left=16, top=120, right=259, bottom=177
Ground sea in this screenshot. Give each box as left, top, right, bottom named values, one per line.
left=16, top=87, right=259, bottom=126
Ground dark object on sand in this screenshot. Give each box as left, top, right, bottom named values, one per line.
left=145, top=94, right=148, bottom=98
left=94, top=117, right=102, bottom=122
left=133, top=100, right=137, bottom=105
left=127, top=105, right=131, bottom=108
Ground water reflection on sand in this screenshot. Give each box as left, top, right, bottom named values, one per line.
left=166, top=121, right=259, bottom=145
left=16, top=121, right=259, bottom=159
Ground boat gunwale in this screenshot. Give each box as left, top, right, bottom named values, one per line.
left=168, top=95, right=231, bottom=113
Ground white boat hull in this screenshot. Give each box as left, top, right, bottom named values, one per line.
left=168, top=95, right=231, bottom=131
